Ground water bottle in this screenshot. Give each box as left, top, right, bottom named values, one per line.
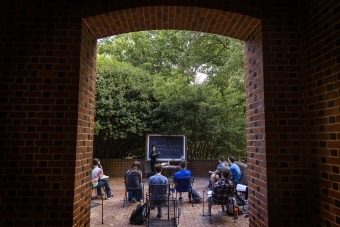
left=233, top=205, right=239, bottom=218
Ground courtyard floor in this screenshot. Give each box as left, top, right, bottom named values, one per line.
left=90, top=177, right=249, bottom=227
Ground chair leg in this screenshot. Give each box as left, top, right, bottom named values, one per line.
left=101, top=195, right=104, bottom=224
left=123, top=190, right=126, bottom=208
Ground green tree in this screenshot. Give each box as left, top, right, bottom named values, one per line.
left=95, top=30, right=246, bottom=159
left=94, top=54, right=156, bottom=158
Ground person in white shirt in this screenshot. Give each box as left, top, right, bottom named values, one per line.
left=92, top=158, right=113, bottom=199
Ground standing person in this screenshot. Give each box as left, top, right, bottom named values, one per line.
left=92, top=158, right=113, bottom=199
left=148, top=164, right=168, bottom=220
left=209, top=156, right=229, bottom=188
left=227, top=156, right=241, bottom=184
left=173, top=161, right=192, bottom=201
left=149, top=144, right=160, bottom=172
left=126, top=161, right=143, bottom=202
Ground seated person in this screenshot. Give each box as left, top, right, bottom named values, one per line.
left=93, top=158, right=106, bottom=196
left=92, top=158, right=113, bottom=199
left=227, top=156, right=241, bottom=184
left=94, top=158, right=103, bottom=170
left=172, top=161, right=192, bottom=201
left=126, top=161, right=143, bottom=202
left=148, top=163, right=168, bottom=220
left=209, top=156, right=228, bottom=188
left=207, top=168, right=233, bottom=215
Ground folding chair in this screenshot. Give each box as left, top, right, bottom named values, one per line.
left=123, top=173, right=144, bottom=208
left=146, top=184, right=181, bottom=226
left=202, top=184, right=238, bottom=224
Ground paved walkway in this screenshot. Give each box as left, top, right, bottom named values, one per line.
left=90, top=177, right=249, bottom=227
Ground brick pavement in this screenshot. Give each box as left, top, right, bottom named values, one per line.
left=90, top=177, right=249, bottom=227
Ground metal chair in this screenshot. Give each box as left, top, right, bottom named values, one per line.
left=146, top=184, right=181, bottom=227
left=123, top=173, right=144, bottom=208
left=203, top=183, right=238, bottom=224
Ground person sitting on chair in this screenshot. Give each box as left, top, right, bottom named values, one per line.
left=173, top=161, right=192, bottom=202
left=92, top=158, right=113, bottom=199
left=148, top=163, right=168, bottom=220
left=209, top=156, right=228, bottom=189
left=207, top=168, right=233, bottom=215
left=126, top=161, right=143, bottom=202
left=227, top=156, right=241, bottom=184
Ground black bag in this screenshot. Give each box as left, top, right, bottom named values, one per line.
left=129, top=203, right=149, bottom=225
left=189, top=188, right=202, bottom=203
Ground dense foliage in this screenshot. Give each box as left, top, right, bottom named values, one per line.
left=94, top=30, right=246, bottom=160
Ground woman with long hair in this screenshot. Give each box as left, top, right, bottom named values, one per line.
left=126, top=161, right=143, bottom=202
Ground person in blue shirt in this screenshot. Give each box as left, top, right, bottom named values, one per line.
left=173, top=161, right=192, bottom=201
left=227, top=156, right=241, bottom=184
left=209, top=156, right=228, bottom=188
left=148, top=163, right=168, bottom=220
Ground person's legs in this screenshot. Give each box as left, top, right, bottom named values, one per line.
left=220, top=205, right=225, bottom=212
left=103, top=180, right=112, bottom=198
left=96, top=185, right=103, bottom=196
left=97, top=180, right=113, bottom=198
left=210, top=173, right=220, bottom=186
left=179, top=192, right=183, bottom=201
left=150, top=160, right=155, bottom=172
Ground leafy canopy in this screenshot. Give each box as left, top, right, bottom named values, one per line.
left=95, top=30, right=246, bottom=160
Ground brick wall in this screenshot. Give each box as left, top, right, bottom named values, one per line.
left=1, top=1, right=339, bottom=227
left=100, top=159, right=240, bottom=178
left=301, top=1, right=340, bottom=227
left=244, top=23, right=268, bottom=226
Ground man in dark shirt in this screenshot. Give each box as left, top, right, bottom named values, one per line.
left=149, top=144, right=160, bottom=172
left=207, top=168, right=233, bottom=215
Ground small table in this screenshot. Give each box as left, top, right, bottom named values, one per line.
left=162, top=165, right=180, bottom=179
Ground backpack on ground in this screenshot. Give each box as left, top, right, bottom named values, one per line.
left=129, top=203, right=149, bottom=225
left=189, top=188, right=202, bottom=203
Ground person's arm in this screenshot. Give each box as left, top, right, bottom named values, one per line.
left=214, top=164, right=222, bottom=174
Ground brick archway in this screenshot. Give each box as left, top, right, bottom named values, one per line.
left=4, top=1, right=339, bottom=227
left=80, top=4, right=263, bottom=227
